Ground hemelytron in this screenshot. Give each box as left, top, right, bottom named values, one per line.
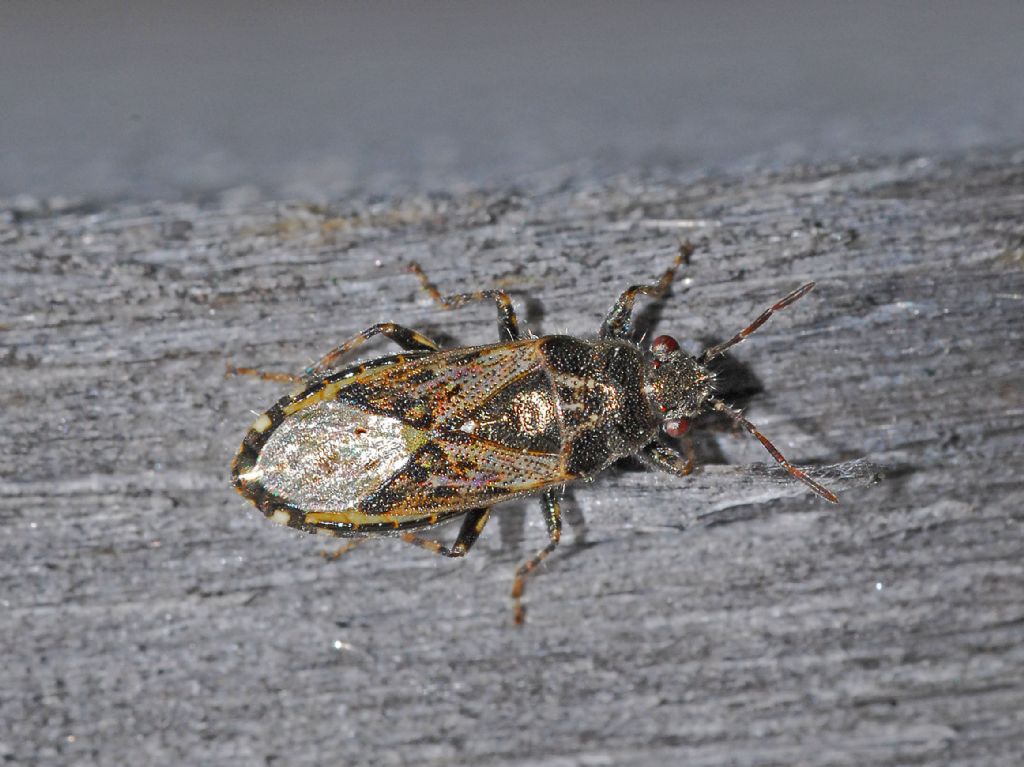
left=230, top=243, right=837, bottom=623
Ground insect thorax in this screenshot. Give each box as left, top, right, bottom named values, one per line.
left=538, top=336, right=660, bottom=475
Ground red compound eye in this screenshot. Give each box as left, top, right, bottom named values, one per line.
left=663, top=418, right=690, bottom=438
left=651, top=335, right=680, bottom=357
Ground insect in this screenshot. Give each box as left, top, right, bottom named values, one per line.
left=230, top=243, right=837, bottom=623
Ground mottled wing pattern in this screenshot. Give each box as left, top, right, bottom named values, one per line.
left=334, top=341, right=545, bottom=427
left=346, top=433, right=565, bottom=525
left=233, top=337, right=652, bottom=535
left=286, top=340, right=572, bottom=530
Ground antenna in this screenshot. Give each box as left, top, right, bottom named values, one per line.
left=711, top=399, right=838, bottom=503
left=700, top=282, right=816, bottom=363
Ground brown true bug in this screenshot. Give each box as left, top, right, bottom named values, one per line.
left=230, top=243, right=837, bottom=623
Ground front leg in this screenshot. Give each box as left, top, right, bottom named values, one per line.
left=637, top=439, right=696, bottom=477
left=599, top=241, right=693, bottom=339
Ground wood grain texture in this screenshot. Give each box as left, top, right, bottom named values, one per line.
left=2, top=151, right=1022, bottom=766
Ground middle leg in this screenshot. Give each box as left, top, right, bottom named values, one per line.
left=511, top=487, right=563, bottom=625
left=408, top=262, right=521, bottom=341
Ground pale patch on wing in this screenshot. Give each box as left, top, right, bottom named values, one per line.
left=256, top=401, right=427, bottom=511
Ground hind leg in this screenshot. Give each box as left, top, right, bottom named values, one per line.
left=228, top=322, right=439, bottom=384
left=306, top=322, right=440, bottom=377
left=399, top=508, right=492, bottom=559
left=225, top=362, right=303, bottom=384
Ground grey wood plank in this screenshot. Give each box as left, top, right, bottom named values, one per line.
left=2, top=150, right=1022, bottom=766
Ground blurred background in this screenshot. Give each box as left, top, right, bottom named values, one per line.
left=3, top=0, right=1023, bottom=202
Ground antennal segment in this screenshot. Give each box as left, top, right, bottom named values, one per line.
left=711, top=399, right=838, bottom=503
left=700, top=282, right=816, bottom=363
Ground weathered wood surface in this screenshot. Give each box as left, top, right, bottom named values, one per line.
left=2, top=151, right=1022, bottom=766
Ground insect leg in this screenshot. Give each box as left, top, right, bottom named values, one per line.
left=306, top=322, right=440, bottom=377
left=319, top=538, right=369, bottom=561
left=408, top=262, right=520, bottom=341
left=225, top=362, right=303, bottom=384
left=511, top=488, right=562, bottom=625
left=637, top=439, right=696, bottom=477
left=599, top=240, right=693, bottom=339
left=400, top=508, right=491, bottom=558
